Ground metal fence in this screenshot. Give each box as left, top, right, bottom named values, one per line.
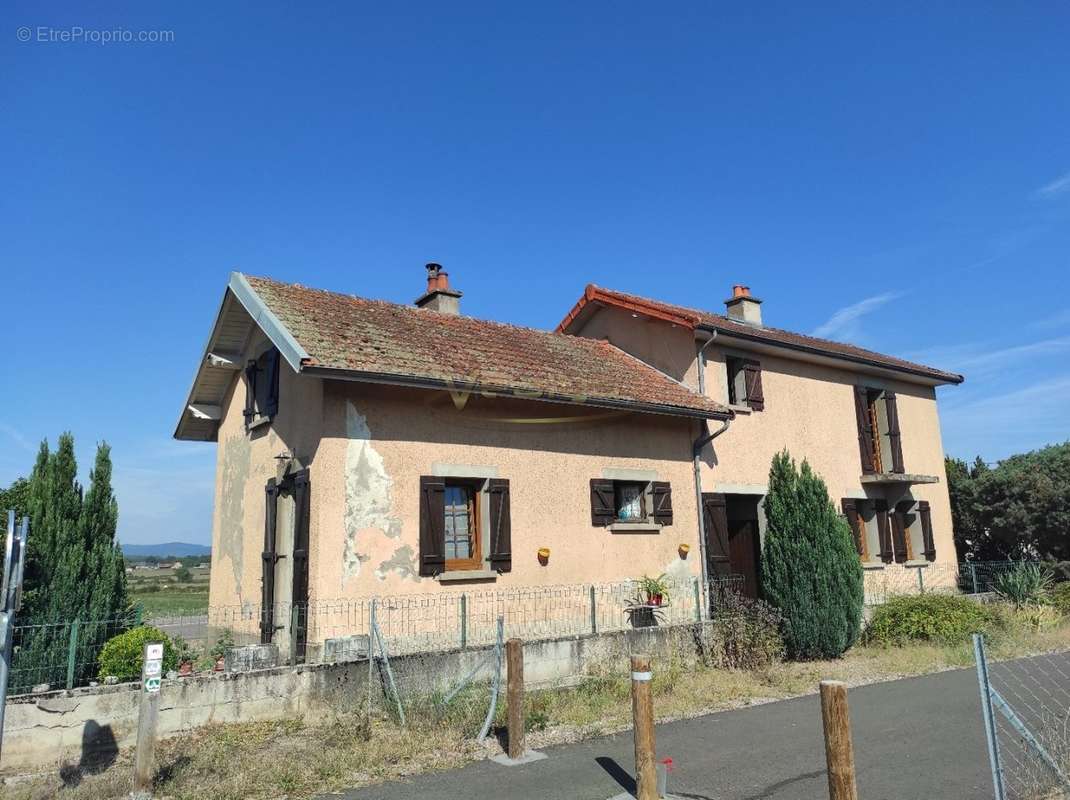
left=975, top=633, right=1070, bottom=800
left=863, top=561, right=1023, bottom=606
left=8, top=615, right=139, bottom=695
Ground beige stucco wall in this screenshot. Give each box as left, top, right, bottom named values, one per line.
left=570, top=305, right=959, bottom=569
left=208, top=358, right=704, bottom=621
left=208, top=324, right=324, bottom=615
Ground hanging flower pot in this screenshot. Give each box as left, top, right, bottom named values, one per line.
left=537, top=547, right=550, bottom=565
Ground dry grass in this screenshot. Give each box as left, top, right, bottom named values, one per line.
left=7, top=616, right=1070, bottom=800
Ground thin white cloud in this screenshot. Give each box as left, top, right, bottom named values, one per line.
left=812, top=292, right=903, bottom=341
left=907, top=336, right=1070, bottom=380
left=0, top=422, right=36, bottom=455
left=1037, top=170, right=1070, bottom=198
left=941, top=375, right=1070, bottom=460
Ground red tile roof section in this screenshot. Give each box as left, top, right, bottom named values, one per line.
left=243, top=275, right=731, bottom=419
left=559, top=285, right=964, bottom=385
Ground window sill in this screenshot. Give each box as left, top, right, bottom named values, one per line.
left=245, top=414, right=272, bottom=431
left=436, top=569, right=498, bottom=583
left=608, top=522, right=663, bottom=533
left=728, top=404, right=751, bottom=415
left=862, top=562, right=886, bottom=570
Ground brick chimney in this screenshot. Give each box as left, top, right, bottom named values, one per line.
left=414, top=263, right=462, bottom=315
left=724, top=284, right=762, bottom=326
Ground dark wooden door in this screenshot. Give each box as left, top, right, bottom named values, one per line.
left=727, top=518, right=761, bottom=598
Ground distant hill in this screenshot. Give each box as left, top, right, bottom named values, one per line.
left=122, top=542, right=211, bottom=558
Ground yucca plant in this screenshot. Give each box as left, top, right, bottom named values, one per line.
left=992, top=563, right=1055, bottom=609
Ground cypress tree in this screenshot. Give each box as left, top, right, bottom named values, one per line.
left=15, top=434, right=129, bottom=690
left=761, top=450, right=864, bottom=660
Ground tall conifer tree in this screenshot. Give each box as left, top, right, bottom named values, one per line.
left=761, top=450, right=863, bottom=659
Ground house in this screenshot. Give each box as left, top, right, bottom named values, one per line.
left=175, top=265, right=962, bottom=656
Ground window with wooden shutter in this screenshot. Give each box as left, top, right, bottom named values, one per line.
left=884, top=392, right=905, bottom=474
left=487, top=478, right=512, bottom=573
left=891, top=501, right=912, bottom=563
left=702, top=493, right=732, bottom=579
left=418, top=476, right=446, bottom=576
left=742, top=360, right=765, bottom=411
left=245, top=347, right=281, bottom=429
left=590, top=479, right=615, bottom=526
left=651, top=482, right=673, bottom=525
left=841, top=499, right=866, bottom=558
left=854, top=386, right=877, bottom=474
left=244, top=360, right=258, bottom=424
left=261, top=479, right=279, bottom=643
left=918, top=500, right=936, bottom=561
left=290, top=470, right=311, bottom=662
left=263, top=348, right=280, bottom=418
left=874, top=499, right=894, bottom=563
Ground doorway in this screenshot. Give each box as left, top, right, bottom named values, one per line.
left=261, top=470, right=310, bottom=662
left=702, top=493, right=763, bottom=599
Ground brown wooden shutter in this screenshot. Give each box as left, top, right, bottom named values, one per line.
left=854, top=386, right=876, bottom=474
left=874, top=499, right=894, bottom=564
left=264, top=348, right=280, bottom=418
left=891, top=501, right=911, bottom=563
left=244, top=360, right=258, bottom=424
left=261, top=479, right=279, bottom=643
left=841, top=499, right=864, bottom=557
left=651, top=482, right=673, bottom=525
left=742, top=360, right=765, bottom=411
left=884, top=392, right=905, bottom=473
left=290, top=470, right=311, bottom=663
left=702, top=493, right=732, bottom=579
left=918, top=500, right=936, bottom=561
left=590, top=479, right=615, bottom=526
left=418, top=476, right=446, bottom=576
left=487, top=478, right=512, bottom=573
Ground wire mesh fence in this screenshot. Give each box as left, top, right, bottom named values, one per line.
left=863, top=561, right=1023, bottom=606
left=975, top=634, right=1070, bottom=800
left=8, top=615, right=138, bottom=695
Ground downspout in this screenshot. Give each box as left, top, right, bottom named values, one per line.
left=693, top=331, right=732, bottom=619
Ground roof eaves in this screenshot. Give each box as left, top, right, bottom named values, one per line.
left=301, top=364, right=731, bottom=420
left=229, top=272, right=312, bottom=372
left=695, top=319, right=965, bottom=385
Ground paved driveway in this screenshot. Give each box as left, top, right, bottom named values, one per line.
left=334, top=663, right=1007, bottom=800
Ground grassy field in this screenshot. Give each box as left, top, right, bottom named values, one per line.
left=128, top=565, right=210, bottom=617
left=8, top=613, right=1070, bottom=800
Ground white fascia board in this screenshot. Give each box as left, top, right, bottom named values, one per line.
left=227, top=272, right=309, bottom=373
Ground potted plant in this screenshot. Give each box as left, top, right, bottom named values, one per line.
left=638, top=574, right=671, bottom=607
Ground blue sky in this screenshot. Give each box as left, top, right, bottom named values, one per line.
left=2, top=2, right=1068, bottom=545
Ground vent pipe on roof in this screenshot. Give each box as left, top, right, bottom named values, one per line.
left=414, top=263, right=462, bottom=315
left=724, top=284, right=762, bottom=326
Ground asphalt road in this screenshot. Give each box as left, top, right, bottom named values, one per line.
left=334, top=664, right=1005, bottom=800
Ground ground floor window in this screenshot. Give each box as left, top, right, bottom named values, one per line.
left=443, top=480, right=480, bottom=569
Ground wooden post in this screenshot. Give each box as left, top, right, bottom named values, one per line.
left=630, top=654, right=657, bottom=800
left=820, top=680, right=858, bottom=800
left=133, top=641, right=165, bottom=794
left=506, top=638, right=524, bottom=759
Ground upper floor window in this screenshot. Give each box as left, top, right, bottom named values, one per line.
left=852, top=386, right=904, bottom=474
left=244, top=347, right=280, bottom=430
left=725, top=356, right=765, bottom=412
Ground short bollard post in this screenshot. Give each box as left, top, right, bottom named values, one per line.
left=820, top=680, right=858, bottom=800
left=631, top=654, right=657, bottom=800
left=133, top=641, right=165, bottom=796
left=507, top=638, right=524, bottom=760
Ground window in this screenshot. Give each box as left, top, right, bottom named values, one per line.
left=725, top=357, right=765, bottom=411
left=590, top=479, right=673, bottom=527
left=418, top=476, right=512, bottom=576
left=842, top=497, right=936, bottom=565
left=852, top=387, right=904, bottom=474
left=443, top=481, right=480, bottom=569
left=244, top=347, right=280, bottom=429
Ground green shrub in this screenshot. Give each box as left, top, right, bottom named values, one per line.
left=1052, top=583, right=1070, bottom=616
left=97, top=626, right=178, bottom=681
left=174, top=566, right=193, bottom=583
left=865, top=594, right=1000, bottom=646
left=760, top=451, right=864, bottom=659
left=992, top=563, right=1055, bottom=608
left=704, top=592, right=785, bottom=669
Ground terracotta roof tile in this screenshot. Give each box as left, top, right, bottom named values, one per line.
left=563, top=285, right=964, bottom=385
left=243, top=275, right=731, bottom=419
